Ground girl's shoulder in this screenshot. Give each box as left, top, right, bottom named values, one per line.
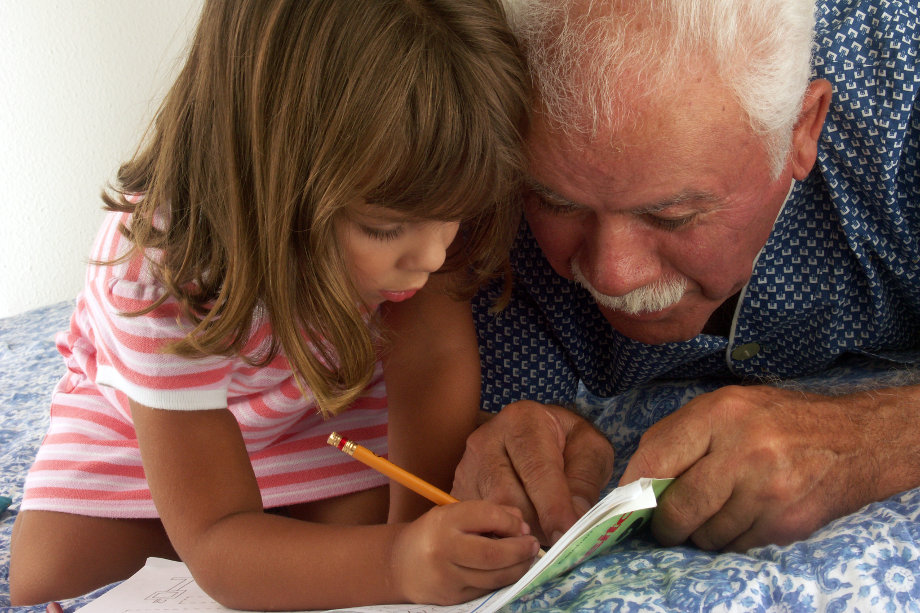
left=81, top=210, right=192, bottom=332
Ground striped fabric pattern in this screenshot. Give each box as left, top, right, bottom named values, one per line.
left=21, top=211, right=389, bottom=518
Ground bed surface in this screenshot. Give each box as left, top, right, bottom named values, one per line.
left=3, top=302, right=920, bottom=612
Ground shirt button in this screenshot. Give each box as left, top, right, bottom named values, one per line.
left=731, top=342, right=761, bottom=361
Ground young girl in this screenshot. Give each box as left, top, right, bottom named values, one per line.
left=10, top=0, right=537, bottom=609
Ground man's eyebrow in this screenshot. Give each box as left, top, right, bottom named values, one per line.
left=525, top=179, right=582, bottom=208
left=639, top=190, right=722, bottom=213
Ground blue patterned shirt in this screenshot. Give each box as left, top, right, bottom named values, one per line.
left=474, top=0, right=920, bottom=412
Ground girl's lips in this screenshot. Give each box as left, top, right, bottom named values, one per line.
left=380, top=288, right=419, bottom=303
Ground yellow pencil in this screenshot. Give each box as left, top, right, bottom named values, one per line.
left=327, top=432, right=459, bottom=506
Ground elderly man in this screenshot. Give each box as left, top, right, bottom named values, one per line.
left=455, top=0, right=920, bottom=552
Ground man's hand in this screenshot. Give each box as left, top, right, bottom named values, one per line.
left=451, top=401, right=614, bottom=544
left=620, top=383, right=920, bottom=551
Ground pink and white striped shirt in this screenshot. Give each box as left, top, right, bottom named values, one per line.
left=21, top=211, right=389, bottom=518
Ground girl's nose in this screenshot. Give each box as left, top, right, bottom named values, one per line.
left=401, top=221, right=460, bottom=273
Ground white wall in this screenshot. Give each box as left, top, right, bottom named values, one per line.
left=0, top=0, right=204, bottom=318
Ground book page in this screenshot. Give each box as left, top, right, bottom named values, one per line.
left=76, top=558, right=493, bottom=613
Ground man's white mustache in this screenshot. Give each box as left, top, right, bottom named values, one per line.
left=571, top=259, right=687, bottom=315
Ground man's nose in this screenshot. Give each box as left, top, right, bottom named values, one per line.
left=401, top=221, right=460, bottom=273
left=581, top=217, right=661, bottom=295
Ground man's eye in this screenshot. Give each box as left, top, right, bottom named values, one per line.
left=360, top=224, right=403, bottom=241
left=529, top=192, right=581, bottom=216
left=647, top=214, right=696, bottom=230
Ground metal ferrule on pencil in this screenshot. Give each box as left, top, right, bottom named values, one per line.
left=326, top=432, right=357, bottom=456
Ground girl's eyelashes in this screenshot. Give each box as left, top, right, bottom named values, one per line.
left=359, top=224, right=403, bottom=241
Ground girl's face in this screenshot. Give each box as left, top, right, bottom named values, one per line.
left=339, top=202, right=460, bottom=308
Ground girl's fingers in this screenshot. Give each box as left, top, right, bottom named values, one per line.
left=454, top=533, right=541, bottom=574
left=444, top=500, right=530, bottom=538
left=460, top=559, right=538, bottom=592
left=431, top=501, right=541, bottom=571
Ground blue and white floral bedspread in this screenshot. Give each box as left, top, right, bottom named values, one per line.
left=2, top=302, right=919, bottom=612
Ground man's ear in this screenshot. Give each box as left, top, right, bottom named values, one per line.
left=790, top=78, right=832, bottom=180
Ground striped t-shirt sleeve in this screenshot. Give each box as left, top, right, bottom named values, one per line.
left=83, top=211, right=234, bottom=410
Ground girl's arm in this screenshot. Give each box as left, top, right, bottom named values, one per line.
left=131, top=400, right=537, bottom=610
left=131, top=402, right=397, bottom=608
left=381, top=278, right=482, bottom=522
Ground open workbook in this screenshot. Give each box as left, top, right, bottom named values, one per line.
left=76, top=478, right=672, bottom=613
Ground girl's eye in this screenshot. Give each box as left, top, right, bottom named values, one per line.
left=360, top=224, right=403, bottom=241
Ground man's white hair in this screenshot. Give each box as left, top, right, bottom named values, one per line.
left=502, top=0, right=817, bottom=177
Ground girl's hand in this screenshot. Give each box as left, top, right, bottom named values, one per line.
left=389, top=500, right=541, bottom=605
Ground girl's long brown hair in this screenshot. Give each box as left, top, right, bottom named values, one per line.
left=102, top=0, right=529, bottom=416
